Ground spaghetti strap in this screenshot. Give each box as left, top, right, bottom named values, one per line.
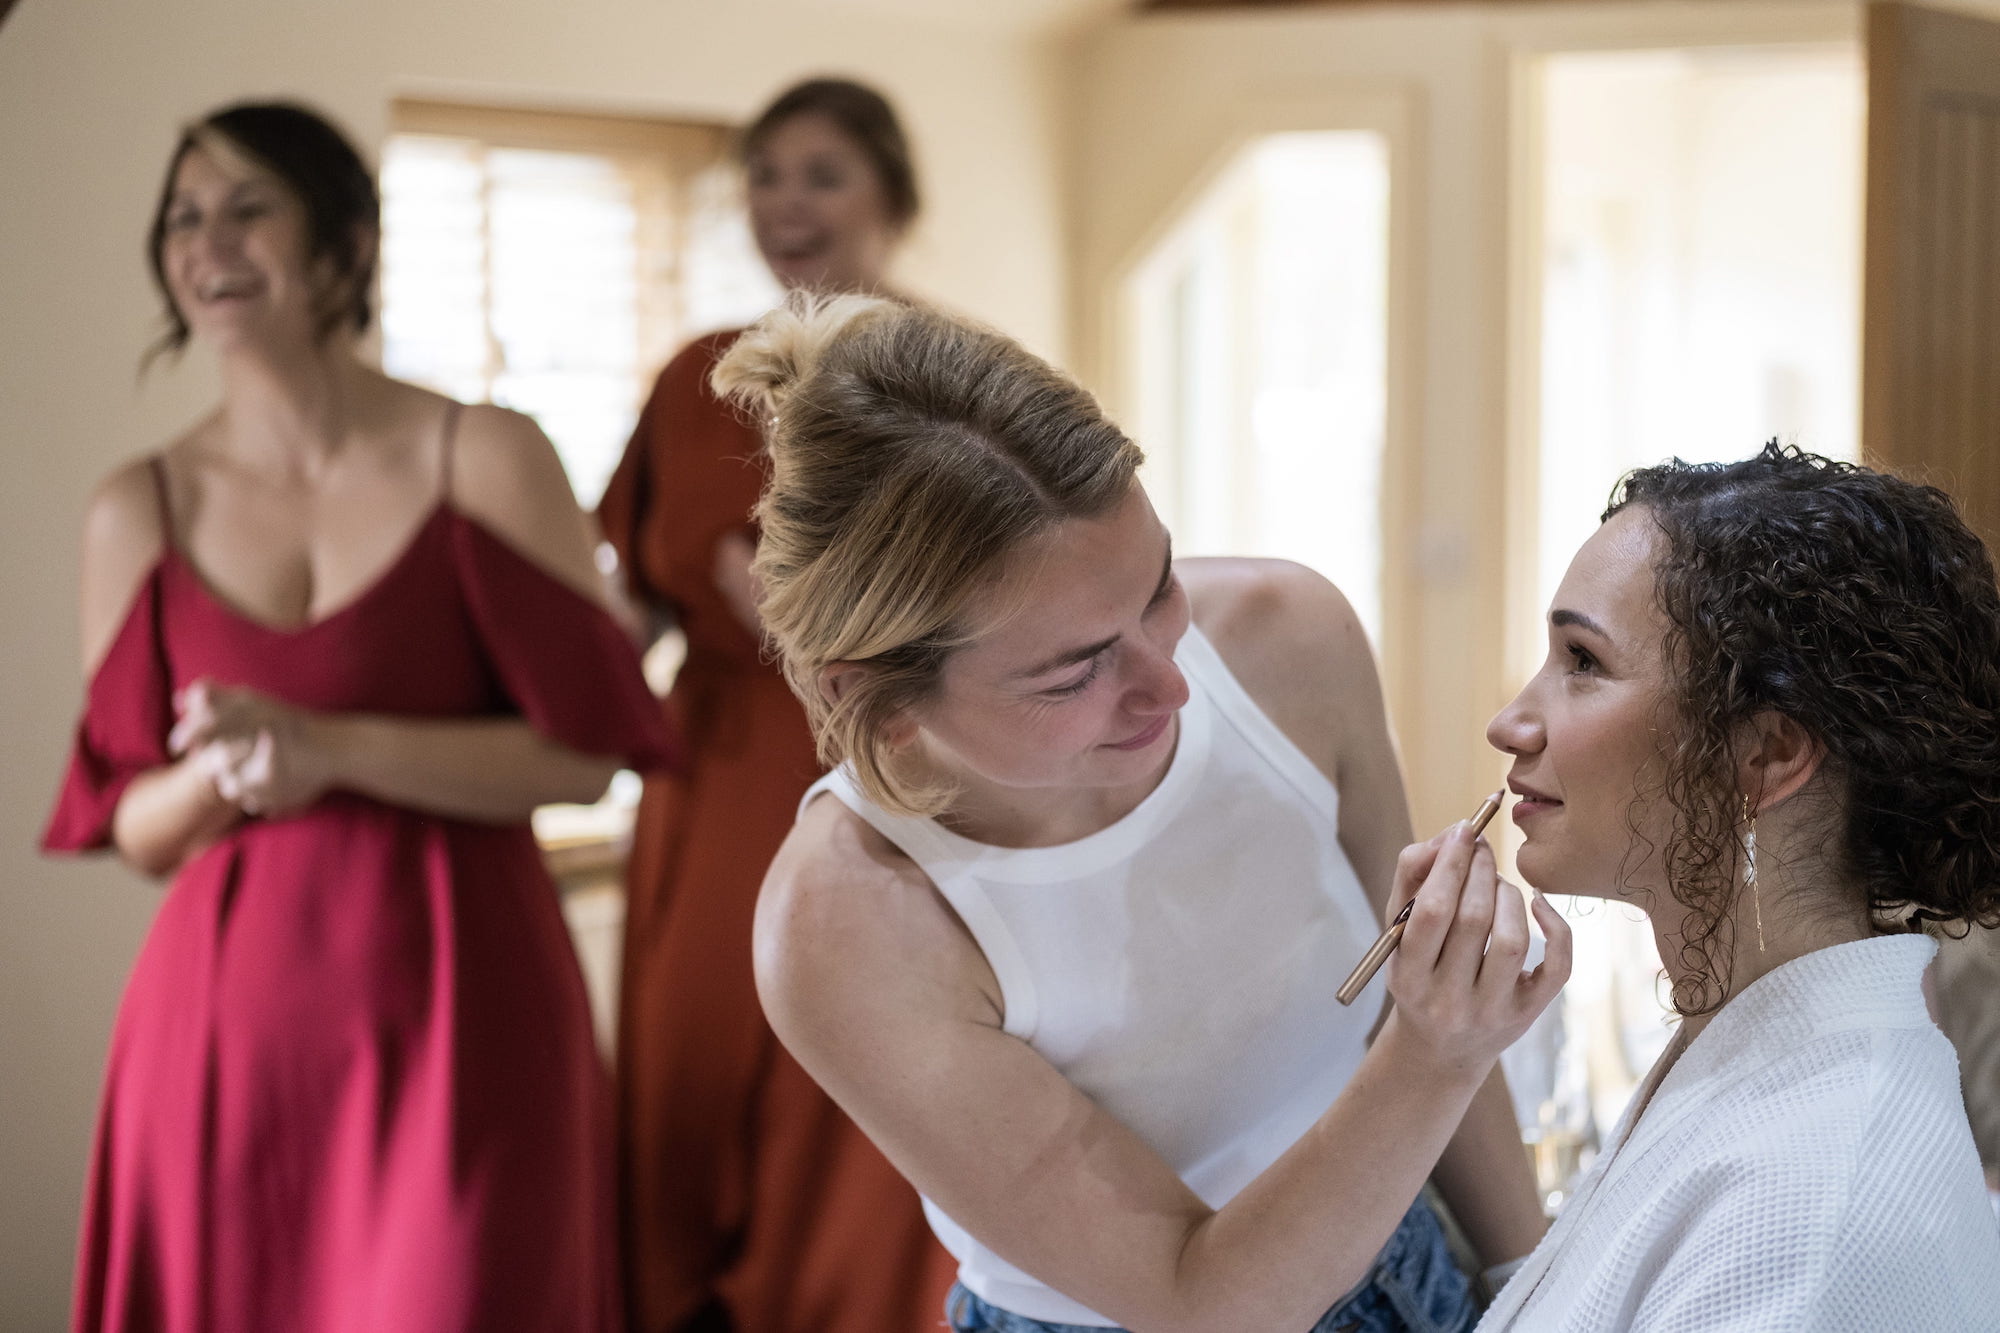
left=145, top=454, right=176, bottom=549
left=439, top=401, right=464, bottom=503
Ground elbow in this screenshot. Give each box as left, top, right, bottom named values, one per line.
left=1147, top=1228, right=1344, bottom=1333
left=1138, top=1225, right=1239, bottom=1333
left=121, top=852, right=174, bottom=880
left=113, top=835, right=179, bottom=881
left=108, top=810, right=179, bottom=880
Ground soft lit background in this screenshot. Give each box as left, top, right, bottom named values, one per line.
left=8, top=0, right=1999, bottom=1322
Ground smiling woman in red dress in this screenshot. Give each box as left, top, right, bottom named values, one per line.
left=42, top=101, right=675, bottom=1332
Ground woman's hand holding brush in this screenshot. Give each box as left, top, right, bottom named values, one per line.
left=1352, top=793, right=1573, bottom=1078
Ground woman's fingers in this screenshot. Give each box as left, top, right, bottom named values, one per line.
left=174, top=684, right=285, bottom=757
left=1396, top=822, right=1479, bottom=972
left=204, top=741, right=248, bottom=802
left=1386, top=836, right=1441, bottom=918
left=1522, top=891, right=1575, bottom=1004
left=1388, top=837, right=1574, bottom=1065
left=168, top=680, right=217, bottom=755
left=1436, top=840, right=1499, bottom=981
left=191, top=738, right=234, bottom=782
left=1478, top=876, right=1533, bottom=994
left=1384, top=823, right=1454, bottom=919
left=190, top=729, right=274, bottom=815
left=213, top=731, right=280, bottom=816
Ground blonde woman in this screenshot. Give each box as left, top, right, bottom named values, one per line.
left=714, top=294, right=1569, bottom=1333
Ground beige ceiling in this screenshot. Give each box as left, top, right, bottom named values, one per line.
left=820, top=0, right=1130, bottom=38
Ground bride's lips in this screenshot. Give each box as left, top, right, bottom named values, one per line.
left=1105, top=714, right=1172, bottom=752
left=1510, top=784, right=1563, bottom=823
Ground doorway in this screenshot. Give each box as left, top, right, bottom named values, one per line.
left=1123, top=130, right=1393, bottom=645
left=1507, top=40, right=1865, bottom=1185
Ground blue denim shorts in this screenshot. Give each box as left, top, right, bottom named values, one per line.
left=944, top=1196, right=1475, bottom=1333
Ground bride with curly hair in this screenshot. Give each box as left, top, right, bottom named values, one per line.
left=1479, top=443, right=2000, bottom=1331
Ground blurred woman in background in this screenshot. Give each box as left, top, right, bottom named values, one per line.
left=597, top=78, right=954, bottom=1333
left=44, top=101, right=674, bottom=1332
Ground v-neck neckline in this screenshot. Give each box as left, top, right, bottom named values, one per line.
left=163, top=501, right=451, bottom=637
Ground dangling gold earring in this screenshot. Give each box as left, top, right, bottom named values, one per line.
left=1742, top=794, right=1766, bottom=953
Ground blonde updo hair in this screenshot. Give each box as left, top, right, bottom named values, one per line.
left=713, top=293, right=1145, bottom=816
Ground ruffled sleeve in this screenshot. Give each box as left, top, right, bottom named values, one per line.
left=595, top=331, right=749, bottom=631
left=595, top=367, right=662, bottom=608
left=450, top=511, right=682, bottom=775
left=42, top=569, right=174, bottom=853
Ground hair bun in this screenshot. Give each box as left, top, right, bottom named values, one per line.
left=711, top=291, right=895, bottom=422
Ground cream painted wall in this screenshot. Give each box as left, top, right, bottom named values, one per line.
left=13, top=0, right=2000, bottom=1322
left=0, top=0, right=1067, bottom=1318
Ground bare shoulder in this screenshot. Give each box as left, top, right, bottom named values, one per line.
left=757, top=795, right=1002, bottom=1049
left=84, top=455, right=167, bottom=556
left=450, top=401, right=575, bottom=507
left=447, top=402, right=602, bottom=600
left=77, top=455, right=172, bottom=675
left=1178, top=558, right=1382, bottom=760
left=1180, top=557, right=1370, bottom=660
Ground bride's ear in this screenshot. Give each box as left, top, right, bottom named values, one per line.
left=816, top=662, right=918, bottom=750
left=1737, top=710, right=1824, bottom=813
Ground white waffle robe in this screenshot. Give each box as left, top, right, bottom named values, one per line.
left=1480, top=933, right=2000, bottom=1331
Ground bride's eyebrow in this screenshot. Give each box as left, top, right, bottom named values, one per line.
left=1551, top=608, right=1610, bottom=639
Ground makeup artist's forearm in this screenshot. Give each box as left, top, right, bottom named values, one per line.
left=323, top=715, right=618, bottom=821
left=1432, top=1066, right=1548, bottom=1265
left=1168, top=1024, right=1488, bottom=1328
left=112, top=757, right=243, bottom=877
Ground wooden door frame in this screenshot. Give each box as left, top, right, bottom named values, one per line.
left=1861, top=0, right=2000, bottom=553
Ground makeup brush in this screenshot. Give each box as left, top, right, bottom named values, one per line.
left=1335, top=789, right=1505, bottom=1006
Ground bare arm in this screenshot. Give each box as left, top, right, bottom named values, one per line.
left=759, top=796, right=1567, bottom=1333
left=1190, top=559, right=1548, bottom=1268
left=313, top=713, right=614, bottom=819
left=1432, top=1069, right=1546, bottom=1268
left=109, top=753, right=246, bottom=878
left=73, top=460, right=243, bottom=876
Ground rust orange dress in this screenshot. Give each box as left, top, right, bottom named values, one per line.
left=599, top=332, right=955, bottom=1333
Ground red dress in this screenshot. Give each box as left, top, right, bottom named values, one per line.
left=599, top=334, right=955, bottom=1332
left=43, top=455, right=677, bottom=1332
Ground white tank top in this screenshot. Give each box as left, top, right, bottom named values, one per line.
left=801, top=626, right=1384, bottom=1325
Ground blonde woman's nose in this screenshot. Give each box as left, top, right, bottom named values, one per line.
left=1129, top=649, right=1189, bottom=716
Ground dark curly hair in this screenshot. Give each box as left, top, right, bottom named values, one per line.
left=1607, top=442, right=2000, bottom=1014
left=146, top=101, right=379, bottom=365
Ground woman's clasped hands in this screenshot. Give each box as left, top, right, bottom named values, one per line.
left=169, top=679, right=334, bottom=818
left=1383, top=819, right=1572, bottom=1076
